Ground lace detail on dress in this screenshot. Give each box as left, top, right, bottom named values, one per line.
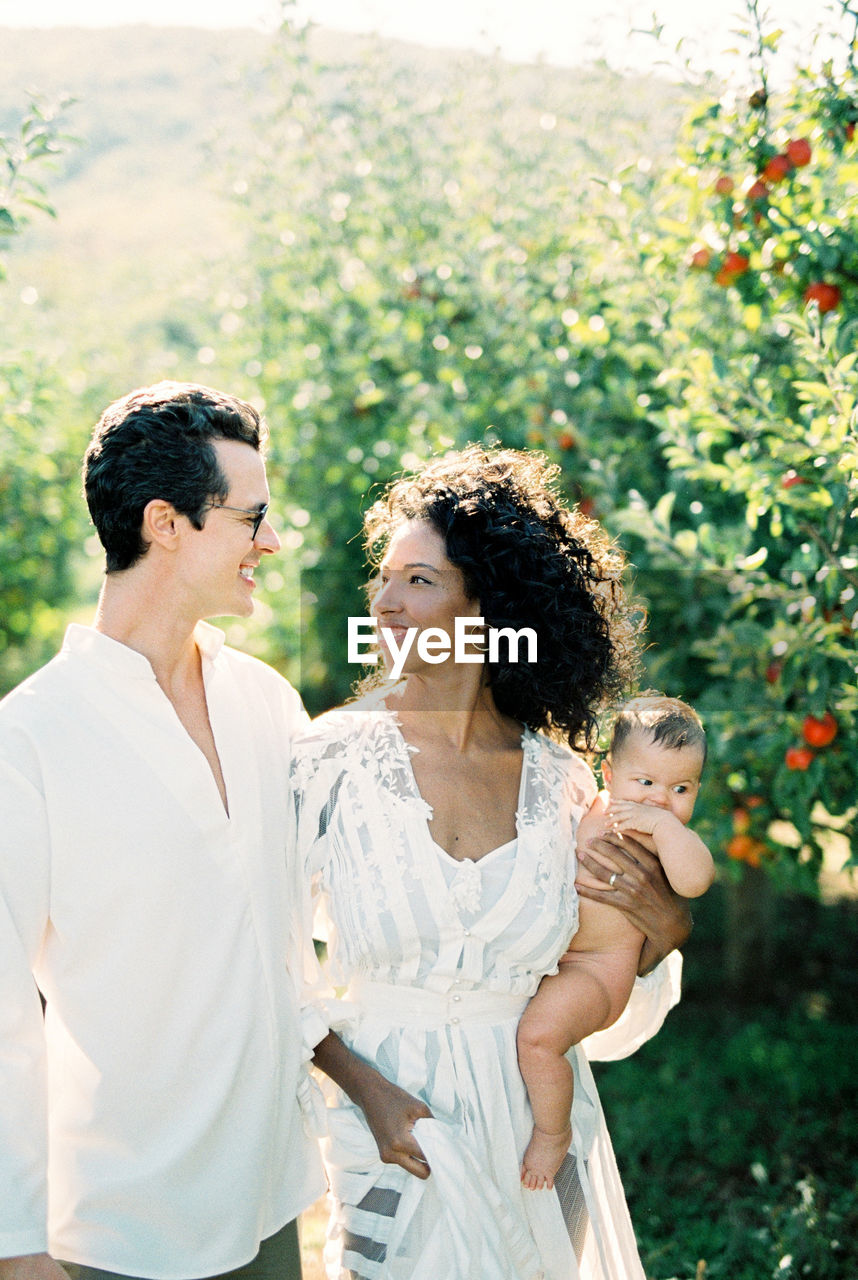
left=515, top=733, right=595, bottom=945
left=292, top=706, right=597, bottom=987
left=448, top=858, right=484, bottom=914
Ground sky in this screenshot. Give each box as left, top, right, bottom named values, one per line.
left=0, top=0, right=840, bottom=76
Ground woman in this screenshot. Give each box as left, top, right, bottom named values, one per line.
left=299, top=447, right=689, bottom=1280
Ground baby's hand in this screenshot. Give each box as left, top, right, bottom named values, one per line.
left=605, top=799, right=674, bottom=838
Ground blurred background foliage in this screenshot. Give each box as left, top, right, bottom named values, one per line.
left=0, top=97, right=89, bottom=685
left=2, top=3, right=857, bottom=1275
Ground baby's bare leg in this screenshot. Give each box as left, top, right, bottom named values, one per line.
left=517, top=969, right=580, bottom=1190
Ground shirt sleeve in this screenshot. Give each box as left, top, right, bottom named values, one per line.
left=581, top=950, right=682, bottom=1062
left=0, top=753, right=52, bottom=1257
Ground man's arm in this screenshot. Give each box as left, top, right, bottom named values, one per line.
left=0, top=754, right=53, bottom=1261
left=312, top=1032, right=434, bottom=1180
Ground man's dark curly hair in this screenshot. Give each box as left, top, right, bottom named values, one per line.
left=83, top=381, right=265, bottom=573
left=363, top=445, right=642, bottom=750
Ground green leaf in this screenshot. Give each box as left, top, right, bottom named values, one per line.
left=653, top=490, right=675, bottom=530
left=738, top=547, right=768, bottom=570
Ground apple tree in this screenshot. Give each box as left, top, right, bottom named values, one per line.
left=601, top=1, right=857, bottom=983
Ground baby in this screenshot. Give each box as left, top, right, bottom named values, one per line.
left=517, top=694, right=715, bottom=1190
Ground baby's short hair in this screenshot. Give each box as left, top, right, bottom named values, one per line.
left=610, top=694, right=707, bottom=764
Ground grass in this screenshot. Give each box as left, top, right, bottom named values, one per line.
left=595, top=886, right=858, bottom=1279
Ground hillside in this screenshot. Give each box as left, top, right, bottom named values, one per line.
left=1, top=25, right=267, bottom=381
left=0, top=24, right=691, bottom=392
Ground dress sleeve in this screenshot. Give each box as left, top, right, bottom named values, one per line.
left=580, top=950, right=682, bottom=1061
left=290, top=721, right=344, bottom=881
left=288, top=729, right=342, bottom=1111
left=0, top=752, right=52, bottom=1257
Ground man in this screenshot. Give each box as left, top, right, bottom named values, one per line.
left=0, top=383, right=324, bottom=1280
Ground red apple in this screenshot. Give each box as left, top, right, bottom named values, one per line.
left=804, top=282, right=841, bottom=313
left=763, top=153, right=793, bottom=183
left=746, top=179, right=769, bottom=201
left=785, top=745, right=814, bottom=771
left=715, top=252, right=750, bottom=286
left=802, top=712, right=837, bottom=748
left=786, top=137, right=812, bottom=167
left=726, top=834, right=765, bottom=866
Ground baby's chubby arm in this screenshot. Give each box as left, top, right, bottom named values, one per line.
left=605, top=799, right=715, bottom=898
left=575, top=793, right=654, bottom=893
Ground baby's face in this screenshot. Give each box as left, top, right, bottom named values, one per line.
left=603, top=733, right=704, bottom=826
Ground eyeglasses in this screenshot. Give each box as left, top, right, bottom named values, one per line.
left=204, top=502, right=269, bottom=539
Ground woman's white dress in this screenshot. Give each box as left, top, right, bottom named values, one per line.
left=292, top=701, right=681, bottom=1280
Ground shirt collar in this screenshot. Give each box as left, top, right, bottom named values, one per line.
left=62, top=620, right=227, bottom=679
left=194, top=619, right=227, bottom=663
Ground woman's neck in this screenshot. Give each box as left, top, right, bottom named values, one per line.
left=386, top=670, right=517, bottom=752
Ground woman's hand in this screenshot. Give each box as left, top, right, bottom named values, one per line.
left=575, top=832, right=693, bottom=975
left=312, top=1032, right=433, bottom=1179
left=351, top=1070, right=434, bottom=1180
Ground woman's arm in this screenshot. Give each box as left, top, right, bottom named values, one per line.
left=312, top=1032, right=434, bottom=1180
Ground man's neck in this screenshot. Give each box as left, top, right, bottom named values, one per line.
left=93, top=572, right=202, bottom=692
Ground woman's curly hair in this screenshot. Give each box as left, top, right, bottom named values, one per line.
left=362, top=445, right=643, bottom=750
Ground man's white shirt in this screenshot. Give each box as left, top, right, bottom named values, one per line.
left=0, top=623, right=324, bottom=1276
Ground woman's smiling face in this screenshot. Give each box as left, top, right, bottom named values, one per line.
left=370, top=519, right=481, bottom=674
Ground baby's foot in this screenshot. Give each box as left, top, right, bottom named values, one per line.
left=520, top=1124, right=572, bottom=1190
